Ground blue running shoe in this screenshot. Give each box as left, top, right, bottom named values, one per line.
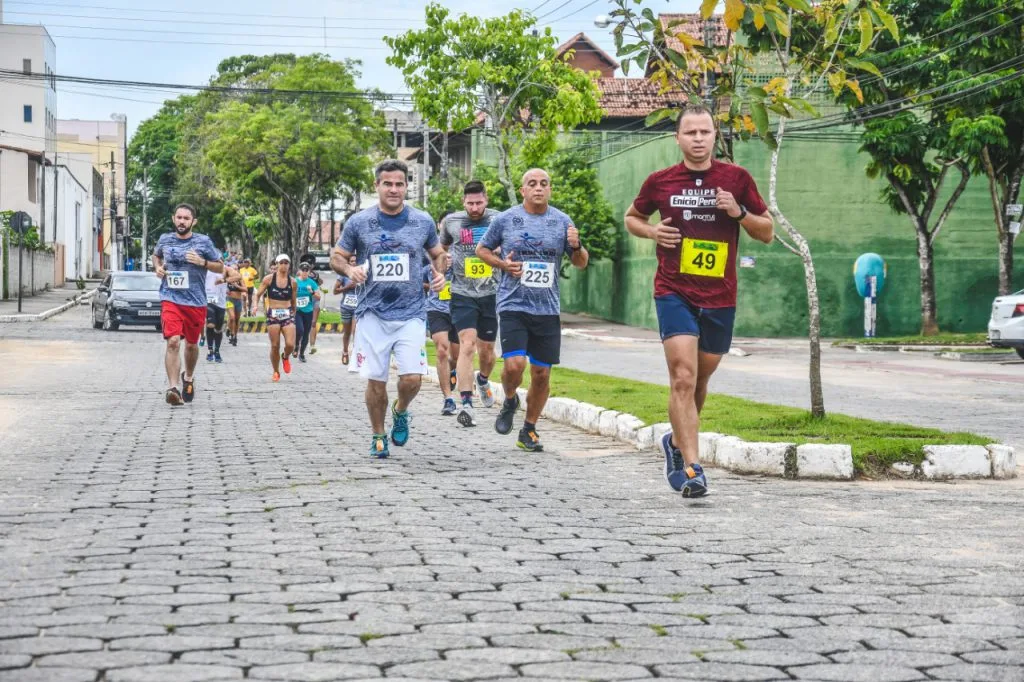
left=390, top=400, right=411, bottom=446
left=680, top=463, right=709, bottom=498
left=214, top=351, right=223, bottom=363
left=441, top=397, right=457, bottom=416
left=369, top=434, right=390, bottom=459
left=661, top=432, right=687, bottom=492
left=206, top=351, right=214, bottom=362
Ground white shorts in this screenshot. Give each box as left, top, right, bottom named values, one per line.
left=352, top=312, right=428, bottom=382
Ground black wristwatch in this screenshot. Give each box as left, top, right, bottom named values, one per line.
left=735, top=205, right=748, bottom=222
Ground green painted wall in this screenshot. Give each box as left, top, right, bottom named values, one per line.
left=561, top=132, right=1024, bottom=337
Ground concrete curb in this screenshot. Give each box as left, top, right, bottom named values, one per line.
left=0, top=289, right=96, bottom=323
left=937, top=351, right=1017, bottom=363
left=421, top=365, right=1015, bottom=481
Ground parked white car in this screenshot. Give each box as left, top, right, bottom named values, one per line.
left=988, top=289, right=1024, bottom=359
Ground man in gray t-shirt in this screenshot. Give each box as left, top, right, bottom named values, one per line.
left=331, top=159, right=446, bottom=459
left=438, top=181, right=500, bottom=426
left=476, top=169, right=589, bottom=453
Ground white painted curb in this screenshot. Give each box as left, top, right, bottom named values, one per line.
left=0, top=289, right=96, bottom=323
left=421, top=363, right=1015, bottom=480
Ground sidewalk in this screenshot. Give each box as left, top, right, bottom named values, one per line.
left=0, top=282, right=98, bottom=322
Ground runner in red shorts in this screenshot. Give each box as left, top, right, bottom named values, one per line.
left=152, top=204, right=224, bottom=406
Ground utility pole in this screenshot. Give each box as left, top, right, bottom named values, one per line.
left=52, top=159, right=59, bottom=244
left=393, top=118, right=399, bottom=150
left=110, top=151, right=119, bottom=270
left=329, top=197, right=336, bottom=248
left=703, top=18, right=717, bottom=109
left=419, top=123, right=429, bottom=204
left=141, top=164, right=149, bottom=271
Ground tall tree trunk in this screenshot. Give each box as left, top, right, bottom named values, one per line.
left=999, top=229, right=1015, bottom=295
left=493, top=132, right=517, bottom=207
left=770, top=117, right=825, bottom=418
left=441, top=130, right=450, bottom=182
left=915, top=225, right=939, bottom=336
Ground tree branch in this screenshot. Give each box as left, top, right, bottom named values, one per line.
left=775, top=233, right=801, bottom=255
left=888, top=172, right=928, bottom=237
left=920, top=162, right=950, bottom=227
left=982, top=145, right=1006, bottom=236
left=930, top=162, right=970, bottom=246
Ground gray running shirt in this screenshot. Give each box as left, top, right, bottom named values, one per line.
left=479, top=204, right=574, bottom=317
left=440, top=209, right=499, bottom=298
left=154, top=232, right=222, bottom=308
left=337, top=205, right=439, bottom=322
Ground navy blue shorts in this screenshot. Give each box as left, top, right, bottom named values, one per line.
left=655, top=294, right=736, bottom=355
left=500, top=311, right=560, bottom=367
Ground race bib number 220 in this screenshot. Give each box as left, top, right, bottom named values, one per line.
left=370, top=254, right=410, bottom=282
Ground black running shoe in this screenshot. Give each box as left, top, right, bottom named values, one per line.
left=516, top=426, right=543, bottom=452
left=181, top=372, right=195, bottom=404
left=495, top=394, right=520, bottom=435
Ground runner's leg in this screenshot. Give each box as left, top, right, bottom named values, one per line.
left=282, top=322, right=297, bottom=361
left=524, top=364, right=550, bottom=425
left=432, top=332, right=452, bottom=399
left=309, top=305, right=321, bottom=350
left=695, top=351, right=724, bottom=413
left=165, top=337, right=182, bottom=390
left=663, top=334, right=701, bottom=465
left=366, top=380, right=388, bottom=434
left=183, top=340, right=200, bottom=381
left=456, top=328, right=478, bottom=395
left=396, top=374, right=422, bottom=413
left=501, top=355, right=527, bottom=402
left=268, top=324, right=281, bottom=375
left=295, top=312, right=308, bottom=356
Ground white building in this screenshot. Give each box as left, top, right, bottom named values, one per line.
left=0, top=15, right=57, bottom=232
left=53, top=152, right=95, bottom=280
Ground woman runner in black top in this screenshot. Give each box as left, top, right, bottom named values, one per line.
left=254, top=254, right=297, bottom=382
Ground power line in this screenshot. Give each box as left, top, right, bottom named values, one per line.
left=536, top=0, right=582, bottom=22
left=543, top=0, right=605, bottom=25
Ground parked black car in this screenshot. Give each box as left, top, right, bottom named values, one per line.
left=92, top=271, right=163, bottom=331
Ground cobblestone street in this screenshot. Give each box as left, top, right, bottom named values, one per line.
left=1, top=308, right=1022, bottom=682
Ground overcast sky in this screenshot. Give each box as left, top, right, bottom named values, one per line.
left=3, top=0, right=702, bottom=138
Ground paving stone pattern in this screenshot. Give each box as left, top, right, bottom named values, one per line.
left=1, top=310, right=1023, bottom=681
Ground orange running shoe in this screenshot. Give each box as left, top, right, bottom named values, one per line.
left=282, top=354, right=292, bottom=374
left=272, top=371, right=281, bottom=382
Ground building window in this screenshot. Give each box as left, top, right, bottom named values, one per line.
left=28, top=160, right=38, bottom=204
left=23, top=59, right=32, bottom=74
left=24, top=105, right=32, bottom=123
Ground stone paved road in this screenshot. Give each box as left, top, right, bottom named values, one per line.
left=1, top=308, right=1023, bottom=682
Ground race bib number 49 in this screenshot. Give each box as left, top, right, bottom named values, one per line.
left=167, top=271, right=189, bottom=289
left=370, top=254, right=409, bottom=282
left=522, top=262, right=555, bottom=288
left=680, top=238, right=728, bottom=278
left=464, top=257, right=492, bottom=279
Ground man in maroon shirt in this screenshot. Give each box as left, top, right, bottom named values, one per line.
left=625, top=104, right=774, bottom=497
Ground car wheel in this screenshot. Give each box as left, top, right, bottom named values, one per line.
left=1016, top=348, right=1024, bottom=360
left=102, top=307, right=120, bottom=331
left=92, top=305, right=103, bottom=329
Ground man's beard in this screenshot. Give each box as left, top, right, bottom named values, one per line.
left=175, top=224, right=191, bottom=235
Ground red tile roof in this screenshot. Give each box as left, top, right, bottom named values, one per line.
left=597, top=77, right=689, bottom=118
left=659, top=13, right=730, bottom=52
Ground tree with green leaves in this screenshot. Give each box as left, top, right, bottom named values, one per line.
left=940, top=0, right=1024, bottom=295
left=384, top=3, right=604, bottom=206
left=610, top=0, right=897, bottom=417
left=196, top=54, right=389, bottom=261
left=127, top=96, right=194, bottom=264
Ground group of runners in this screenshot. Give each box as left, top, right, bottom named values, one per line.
left=152, top=104, right=771, bottom=499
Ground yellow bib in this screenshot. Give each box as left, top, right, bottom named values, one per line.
left=438, top=282, right=452, bottom=301
left=680, top=238, right=728, bottom=278
left=464, top=257, right=492, bottom=279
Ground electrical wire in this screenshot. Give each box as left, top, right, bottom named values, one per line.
left=536, top=0, right=582, bottom=22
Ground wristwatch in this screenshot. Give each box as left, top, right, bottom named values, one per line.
left=735, top=205, right=748, bottom=222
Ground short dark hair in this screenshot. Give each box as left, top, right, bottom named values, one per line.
left=463, top=180, right=486, bottom=196
left=173, top=203, right=196, bottom=218
left=676, top=103, right=715, bottom=133
left=375, top=159, right=408, bottom=181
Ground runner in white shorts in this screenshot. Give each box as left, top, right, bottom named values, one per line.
left=331, top=159, right=446, bottom=458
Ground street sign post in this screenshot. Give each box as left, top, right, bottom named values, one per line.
left=10, top=212, right=32, bottom=313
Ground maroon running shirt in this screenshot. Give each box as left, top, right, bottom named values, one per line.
left=632, top=160, right=768, bottom=309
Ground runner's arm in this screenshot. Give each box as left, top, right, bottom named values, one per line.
left=624, top=204, right=681, bottom=249
left=152, top=254, right=165, bottom=278
left=330, top=247, right=354, bottom=276
left=253, top=276, right=271, bottom=307
left=291, top=278, right=297, bottom=315
left=739, top=212, right=774, bottom=244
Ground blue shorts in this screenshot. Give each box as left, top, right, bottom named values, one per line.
left=655, top=294, right=736, bottom=355
left=340, top=307, right=355, bottom=323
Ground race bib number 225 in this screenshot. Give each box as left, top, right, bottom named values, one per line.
left=522, top=262, right=554, bottom=288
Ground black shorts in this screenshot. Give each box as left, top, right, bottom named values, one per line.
left=206, top=304, right=226, bottom=329
left=427, top=311, right=459, bottom=345
left=450, top=293, right=498, bottom=343
left=499, top=311, right=561, bottom=367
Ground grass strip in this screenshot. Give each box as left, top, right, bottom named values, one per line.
left=833, top=332, right=988, bottom=346
left=425, top=342, right=991, bottom=475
